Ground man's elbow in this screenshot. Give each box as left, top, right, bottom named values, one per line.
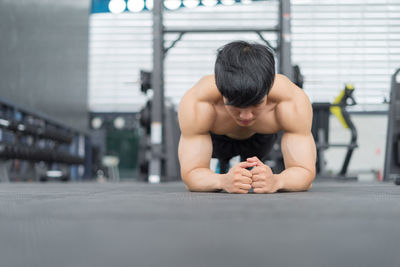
left=302, top=167, right=315, bottom=191
left=305, top=183, right=312, bottom=191
left=181, top=175, right=192, bottom=191
left=183, top=181, right=196, bottom=192
left=294, top=181, right=312, bottom=192
left=181, top=171, right=198, bottom=192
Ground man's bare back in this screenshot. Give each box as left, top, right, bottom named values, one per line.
left=178, top=41, right=316, bottom=194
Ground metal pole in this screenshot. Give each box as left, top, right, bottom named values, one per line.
left=279, top=0, right=293, bottom=80
left=149, top=0, right=165, bottom=184
left=165, top=27, right=279, bottom=33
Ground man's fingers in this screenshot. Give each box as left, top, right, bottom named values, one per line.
left=250, top=166, right=264, bottom=175
left=250, top=165, right=273, bottom=177
left=239, top=176, right=253, bottom=184
left=246, top=156, right=264, bottom=166
left=237, top=161, right=257, bottom=169
left=239, top=183, right=252, bottom=190
left=253, top=188, right=265, bottom=194
left=251, top=174, right=264, bottom=182
left=252, top=181, right=265, bottom=188
left=240, top=168, right=253, bottom=178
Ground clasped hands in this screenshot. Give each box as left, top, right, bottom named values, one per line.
left=222, top=156, right=283, bottom=194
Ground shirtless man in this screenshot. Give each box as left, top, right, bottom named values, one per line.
left=178, top=40, right=316, bottom=194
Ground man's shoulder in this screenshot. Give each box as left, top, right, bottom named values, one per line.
left=272, top=75, right=313, bottom=133
left=180, top=74, right=218, bottom=102
left=180, top=74, right=220, bottom=107
left=269, top=74, right=296, bottom=101
left=200, top=74, right=215, bottom=83
left=194, top=74, right=220, bottom=102
left=271, top=74, right=309, bottom=106
left=178, top=100, right=216, bottom=136
left=178, top=75, right=218, bottom=136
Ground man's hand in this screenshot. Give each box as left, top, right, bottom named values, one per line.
left=247, top=157, right=283, bottom=194
left=220, top=161, right=256, bottom=194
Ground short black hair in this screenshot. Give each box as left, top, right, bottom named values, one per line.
left=214, top=40, right=275, bottom=108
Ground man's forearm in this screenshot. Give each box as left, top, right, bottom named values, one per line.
left=182, top=168, right=224, bottom=192
left=277, top=167, right=315, bottom=192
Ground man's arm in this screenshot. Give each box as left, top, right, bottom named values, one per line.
left=178, top=132, right=222, bottom=191
left=177, top=83, right=222, bottom=191
left=178, top=78, right=254, bottom=193
left=275, top=78, right=316, bottom=191
left=278, top=131, right=316, bottom=191
left=179, top=133, right=255, bottom=193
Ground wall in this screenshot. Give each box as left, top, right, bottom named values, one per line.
left=0, top=0, right=90, bottom=131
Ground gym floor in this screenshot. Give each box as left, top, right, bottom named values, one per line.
left=1, top=180, right=399, bottom=267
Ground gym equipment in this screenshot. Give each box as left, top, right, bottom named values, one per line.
left=140, top=70, right=152, bottom=93
left=150, top=0, right=294, bottom=182
left=0, top=144, right=84, bottom=164
left=89, top=112, right=142, bottom=180
left=384, top=68, right=400, bottom=184
left=312, top=84, right=358, bottom=179
left=102, top=155, right=120, bottom=182
left=0, top=97, right=90, bottom=182
left=137, top=76, right=181, bottom=182
left=0, top=119, right=74, bottom=144
left=137, top=99, right=181, bottom=182
left=292, top=65, right=304, bottom=88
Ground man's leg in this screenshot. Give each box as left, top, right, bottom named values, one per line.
left=211, top=133, right=238, bottom=174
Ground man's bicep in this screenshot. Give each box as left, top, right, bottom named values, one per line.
left=178, top=133, right=213, bottom=180
left=281, top=132, right=316, bottom=174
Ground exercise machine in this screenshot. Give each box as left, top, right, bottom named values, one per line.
left=137, top=70, right=181, bottom=182
left=312, top=84, right=358, bottom=179
left=384, top=68, right=400, bottom=184
left=149, top=0, right=294, bottom=183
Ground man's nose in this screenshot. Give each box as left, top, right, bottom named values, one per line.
left=239, top=111, right=253, bottom=120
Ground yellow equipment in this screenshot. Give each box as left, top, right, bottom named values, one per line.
left=330, top=83, right=356, bottom=129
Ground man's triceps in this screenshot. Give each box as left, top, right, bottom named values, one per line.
left=281, top=132, right=316, bottom=174
left=179, top=133, right=225, bottom=191
left=178, top=133, right=213, bottom=179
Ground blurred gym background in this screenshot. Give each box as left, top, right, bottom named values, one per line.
left=0, top=0, right=399, bottom=183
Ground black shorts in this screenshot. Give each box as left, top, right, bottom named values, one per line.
left=210, top=132, right=278, bottom=171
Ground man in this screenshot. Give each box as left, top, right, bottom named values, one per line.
left=178, top=40, right=316, bottom=194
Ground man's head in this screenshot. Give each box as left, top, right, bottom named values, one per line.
left=214, top=40, right=275, bottom=126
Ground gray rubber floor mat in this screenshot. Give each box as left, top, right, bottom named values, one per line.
left=0, top=181, right=399, bottom=267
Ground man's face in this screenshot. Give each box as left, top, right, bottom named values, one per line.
left=223, top=96, right=267, bottom=127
